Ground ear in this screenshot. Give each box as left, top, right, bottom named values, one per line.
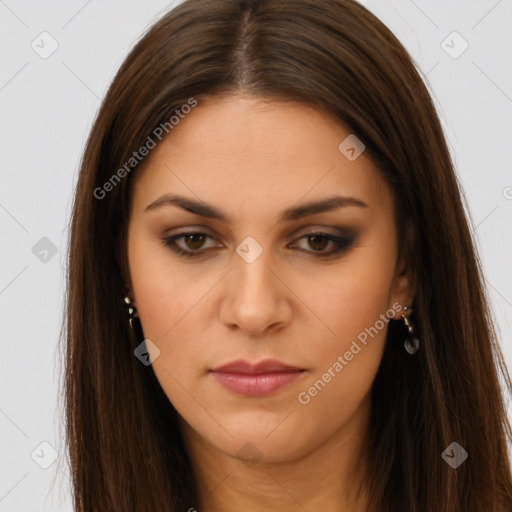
left=389, top=260, right=415, bottom=318
left=120, top=244, right=136, bottom=305
left=122, top=273, right=138, bottom=308
left=123, top=285, right=137, bottom=305
left=388, top=225, right=416, bottom=319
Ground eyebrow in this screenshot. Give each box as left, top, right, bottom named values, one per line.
left=144, top=193, right=368, bottom=223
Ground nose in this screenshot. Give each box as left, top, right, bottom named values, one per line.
left=219, top=248, right=293, bottom=337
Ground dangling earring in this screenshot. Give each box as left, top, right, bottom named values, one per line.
left=401, top=304, right=420, bottom=355
left=124, top=296, right=144, bottom=343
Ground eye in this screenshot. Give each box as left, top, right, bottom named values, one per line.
left=162, top=231, right=355, bottom=258
left=162, top=232, right=220, bottom=257
left=288, top=232, right=355, bottom=258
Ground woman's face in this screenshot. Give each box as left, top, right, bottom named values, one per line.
left=127, top=95, right=412, bottom=463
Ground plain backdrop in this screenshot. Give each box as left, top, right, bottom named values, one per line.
left=1, top=1, right=511, bottom=510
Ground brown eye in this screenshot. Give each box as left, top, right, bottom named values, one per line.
left=163, top=231, right=355, bottom=259
left=306, top=234, right=331, bottom=251
left=162, top=232, right=219, bottom=257
left=183, top=233, right=207, bottom=250
left=290, top=232, right=356, bottom=258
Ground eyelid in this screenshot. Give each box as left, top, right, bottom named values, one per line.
left=291, top=225, right=354, bottom=239
left=162, top=226, right=357, bottom=259
left=163, top=224, right=353, bottom=239
left=163, top=225, right=352, bottom=244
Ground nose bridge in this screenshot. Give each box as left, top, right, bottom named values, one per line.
left=234, top=242, right=278, bottom=305
left=222, top=240, right=290, bottom=334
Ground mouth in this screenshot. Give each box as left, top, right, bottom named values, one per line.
left=209, top=358, right=306, bottom=397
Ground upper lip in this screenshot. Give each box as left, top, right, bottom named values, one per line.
left=210, top=358, right=304, bottom=374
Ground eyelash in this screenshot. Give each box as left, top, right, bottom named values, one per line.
left=161, top=231, right=355, bottom=259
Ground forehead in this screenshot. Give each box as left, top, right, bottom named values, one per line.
left=131, top=95, right=393, bottom=218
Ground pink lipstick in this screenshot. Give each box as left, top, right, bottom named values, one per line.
left=210, top=359, right=305, bottom=397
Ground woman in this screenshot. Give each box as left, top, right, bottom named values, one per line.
left=63, top=0, right=512, bottom=510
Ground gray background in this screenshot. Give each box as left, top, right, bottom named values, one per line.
left=1, top=0, right=511, bottom=510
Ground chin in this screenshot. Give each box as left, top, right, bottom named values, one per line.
left=205, top=420, right=315, bottom=464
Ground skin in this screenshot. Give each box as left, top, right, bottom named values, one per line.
left=126, top=94, right=414, bottom=512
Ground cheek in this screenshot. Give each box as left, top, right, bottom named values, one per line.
left=293, top=288, right=392, bottom=446
left=128, top=228, right=194, bottom=333
left=127, top=233, right=219, bottom=374
left=308, top=242, right=397, bottom=354
left=294, top=235, right=397, bottom=407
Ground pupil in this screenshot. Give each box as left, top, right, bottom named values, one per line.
left=309, top=235, right=327, bottom=251
left=186, top=234, right=205, bottom=250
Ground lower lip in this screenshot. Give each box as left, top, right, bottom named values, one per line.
left=210, top=370, right=305, bottom=397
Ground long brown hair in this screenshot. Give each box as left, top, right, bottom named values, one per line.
left=61, top=0, right=512, bottom=510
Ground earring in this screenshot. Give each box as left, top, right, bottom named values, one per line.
left=401, top=305, right=420, bottom=355
left=124, top=296, right=144, bottom=343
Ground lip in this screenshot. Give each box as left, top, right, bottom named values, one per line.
left=210, top=359, right=306, bottom=397
left=211, top=358, right=303, bottom=374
